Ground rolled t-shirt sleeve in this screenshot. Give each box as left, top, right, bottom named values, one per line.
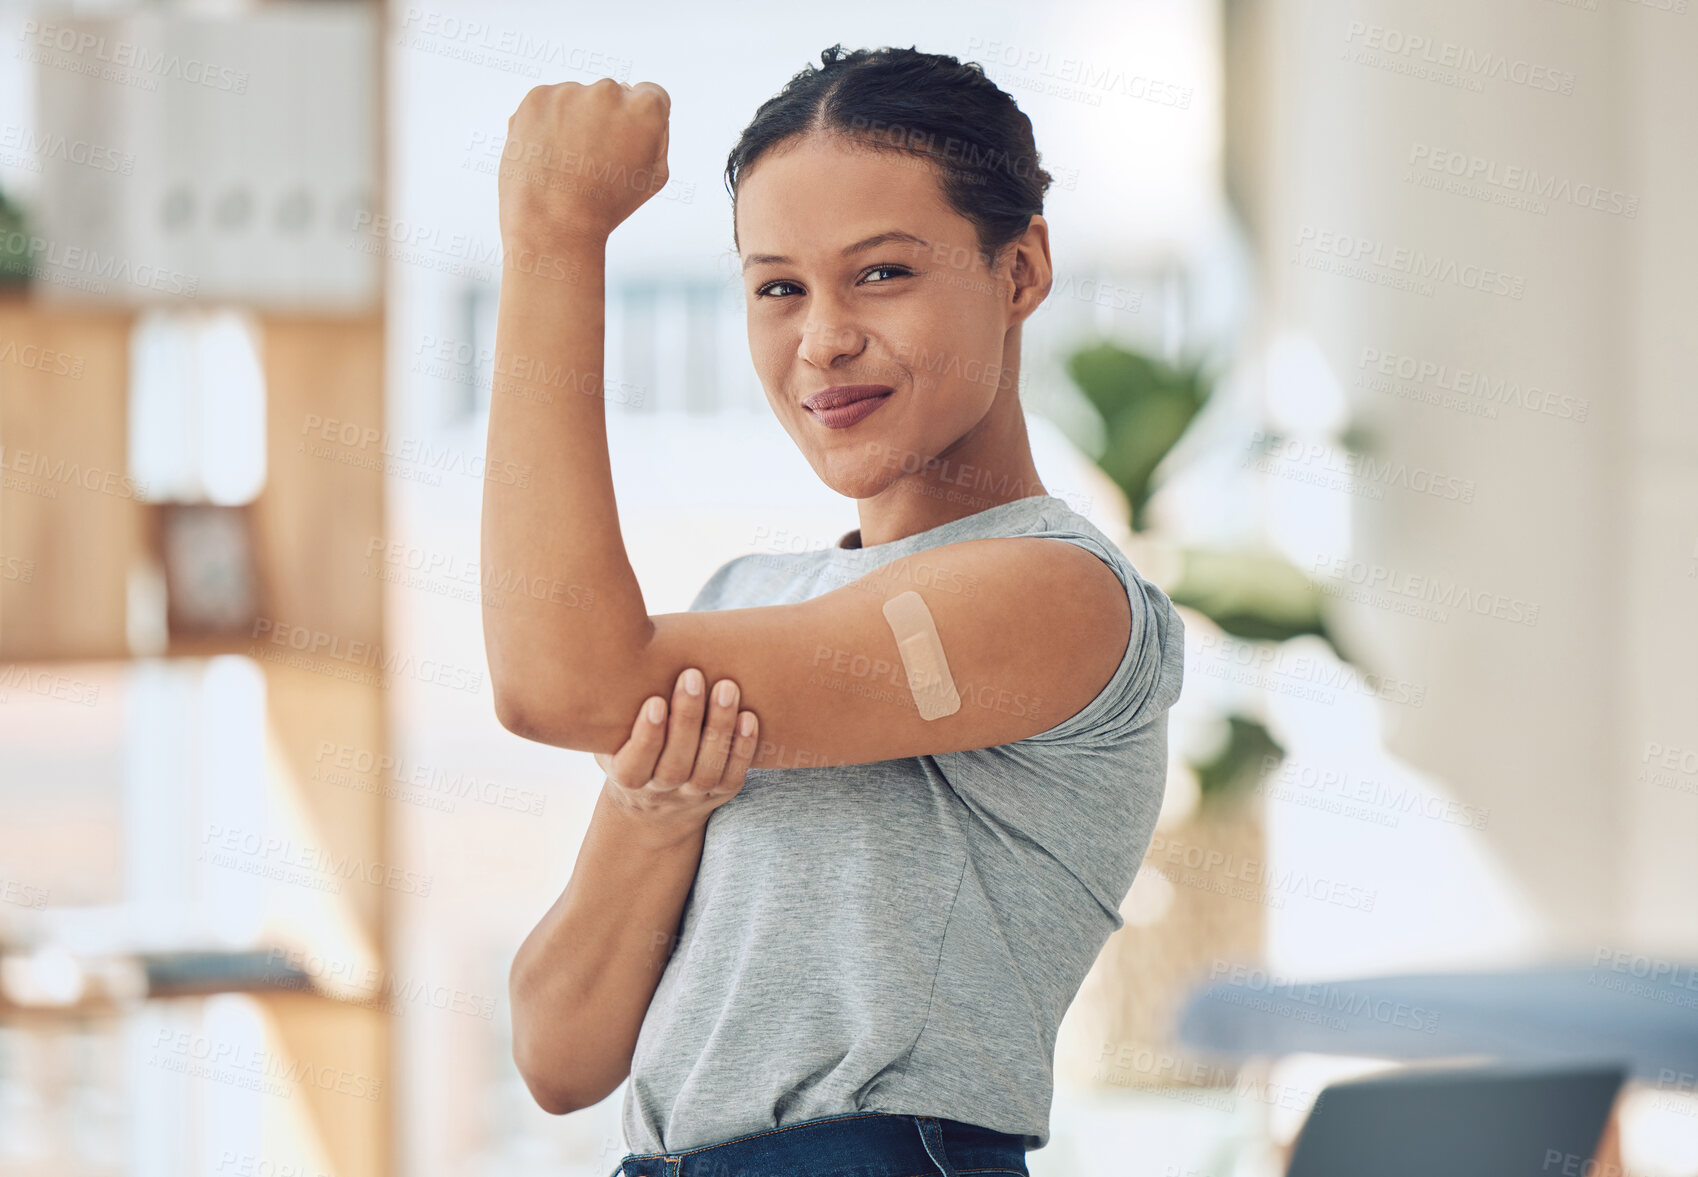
left=1011, top=529, right=1185, bottom=750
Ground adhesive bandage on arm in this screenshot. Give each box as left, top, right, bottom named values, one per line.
left=881, top=590, right=961, bottom=721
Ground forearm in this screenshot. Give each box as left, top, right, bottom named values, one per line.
left=480, top=237, right=653, bottom=733
left=509, top=781, right=705, bottom=1114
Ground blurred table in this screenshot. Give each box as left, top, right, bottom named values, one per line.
left=1175, top=959, right=1698, bottom=1083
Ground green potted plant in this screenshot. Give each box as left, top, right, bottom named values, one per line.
left=0, top=187, right=33, bottom=287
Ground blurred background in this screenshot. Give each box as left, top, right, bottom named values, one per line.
left=0, top=1, right=1695, bottom=1175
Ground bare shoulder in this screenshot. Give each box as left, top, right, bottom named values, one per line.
left=843, top=534, right=1133, bottom=744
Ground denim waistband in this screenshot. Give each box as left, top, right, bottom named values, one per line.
left=611, top=1110, right=1029, bottom=1177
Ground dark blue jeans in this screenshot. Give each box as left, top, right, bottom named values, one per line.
left=609, top=1110, right=1031, bottom=1177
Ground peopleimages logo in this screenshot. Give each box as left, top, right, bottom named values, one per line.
left=396, top=7, right=634, bottom=81
left=1257, top=753, right=1492, bottom=831
left=199, top=823, right=434, bottom=897
left=0, top=334, right=86, bottom=378
left=0, top=231, right=198, bottom=296
left=1294, top=225, right=1526, bottom=300
left=0, top=664, right=101, bottom=706
left=18, top=20, right=251, bottom=93
left=312, top=739, right=547, bottom=817
left=0, top=445, right=148, bottom=500
left=963, top=36, right=1195, bottom=109
left=1189, top=631, right=1428, bottom=709
left=1341, top=20, right=1576, bottom=95
left=298, top=414, right=530, bottom=488
left=248, top=617, right=484, bottom=694
left=1407, top=142, right=1638, bottom=219
left=1207, top=961, right=1442, bottom=1034
left=149, top=1028, right=382, bottom=1101
left=1356, top=347, right=1591, bottom=424
left=1247, top=432, right=1476, bottom=504
left=0, top=122, right=135, bottom=175
left=265, top=946, right=497, bottom=1021
left=1310, top=555, right=1540, bottom=627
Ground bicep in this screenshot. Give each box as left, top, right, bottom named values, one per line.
left=581, top=538, right=1133, bottom=769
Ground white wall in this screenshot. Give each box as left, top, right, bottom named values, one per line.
left=1248, top=0, right=1697, bottom=959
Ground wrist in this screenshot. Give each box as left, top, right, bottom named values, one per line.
left=596, top=782, right=707, bottom=850
left=499, top=231, right=606, bottom=290
left=501, top=224, right=608, bottom=258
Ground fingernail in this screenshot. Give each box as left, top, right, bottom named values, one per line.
left=716, top=680, right=735, bottom=707
left=683, top=668, right=703, bottom=696
left=739, top=712, right=755, bottom=736
left=647, top=697, right=665, bottom=723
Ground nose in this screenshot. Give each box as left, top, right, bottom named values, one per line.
left=797, top=316, right=865, bottom=369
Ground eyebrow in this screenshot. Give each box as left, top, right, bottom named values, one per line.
left=741, top=231, right=931, bottom=272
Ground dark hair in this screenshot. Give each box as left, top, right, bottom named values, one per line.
left=725, top=44, right=1053, bottom=272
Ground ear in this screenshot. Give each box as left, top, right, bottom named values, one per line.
left=1007, top=214, right=1053, bottom=322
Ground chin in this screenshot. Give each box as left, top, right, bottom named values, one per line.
left=819, top=473, right=886, bottom=501
left=807, top=459, right=893, bottom=501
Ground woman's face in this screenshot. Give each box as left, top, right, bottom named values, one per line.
left=736, top=133, right=1035, bottom=500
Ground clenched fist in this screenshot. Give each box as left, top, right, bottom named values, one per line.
left=499, top=77, right=670, bottom=250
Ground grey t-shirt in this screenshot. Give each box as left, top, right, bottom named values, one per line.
left=621, top=494, right=1186, bottom=1154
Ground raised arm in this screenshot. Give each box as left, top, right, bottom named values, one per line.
left=480, top=78, right=664, bottom=738
left=481, top=78, right=1136, bottom=769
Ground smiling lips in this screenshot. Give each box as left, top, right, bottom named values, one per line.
left=803, top=384, right=895, bottom=429
left=803, top=384, right=894, bottom=410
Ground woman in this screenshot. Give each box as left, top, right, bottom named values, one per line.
left=483, top=44, right=1186, bottom=1177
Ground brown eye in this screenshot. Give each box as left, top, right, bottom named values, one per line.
left=862, top=265, right=911, bottom=283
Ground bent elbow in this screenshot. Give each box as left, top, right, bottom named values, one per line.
left=492, top=685, right=545, bottom=741
left=512, top=1026, right=622, bottom=1115
left=494, top=688, right=632, bottom=756
left=513, top=1044, right=589, bottom=1115
left=492, top=683, right=587, bottom=748
left=520, top=1073, right=584, bottom=1116
left=485, top=644, right=584, bottom=744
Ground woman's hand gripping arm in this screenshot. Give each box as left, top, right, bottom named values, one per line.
left=509, top=667, right=756, bottom=1115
